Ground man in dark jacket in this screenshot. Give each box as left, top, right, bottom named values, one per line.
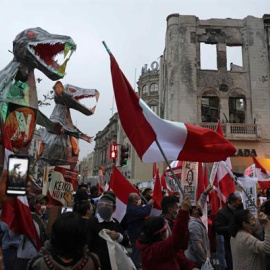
left=126, top=192, right=154, bottom=268
left=87, top=193, right=129, bottom=270
left=213, top=191, right=243, bottom=270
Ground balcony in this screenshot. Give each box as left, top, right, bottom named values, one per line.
left=197, top=123, right=261, bottom=141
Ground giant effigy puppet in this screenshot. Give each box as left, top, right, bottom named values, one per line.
left=37, top=81, right=99, bottom=168
left=0, top=27, right=76, bottom=157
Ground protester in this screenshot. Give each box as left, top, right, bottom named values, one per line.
left=86, top=193, right=129, bottom=270
left=213, top=191, right=243, bottom=270
left=185, top=185, right=212, bottom=268
left=0, top=220, right=21, bottom=270
left=161, top=195, right=199, bottom=270
left=73, top=189, right=93, bottom=221
left=230, top=209, right=270, bottom=270
left=126, top=192, right=154, bottom=268
left=28, top=212, right=100, bottom=269
left=142, top=188, right=153, bottom=201
left=161, top=195, right=179, bottom=233
left=137, top=197, right=199, bottom=270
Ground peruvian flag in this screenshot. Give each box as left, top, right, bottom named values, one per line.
left=108, top=53, right=236, bottom=163
left=209, top=122, right=235, bottom=214
left=251, top=157, right=270, bottom=190
left=109, top=165, right=138, bottom=222
left=1, top=196, right=40, bottom=250
left=1, top=120, right=40, bottom=250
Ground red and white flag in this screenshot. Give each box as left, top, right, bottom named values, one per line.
left=1, top=196, right=40, bottom=250
left=209, top=122, right=235, bottom=213
left=251, top=157, right=270, bottom=190
left=109, top=165, right=138, bottom=222
left=1, top=120, right=40, bottom=250
left=108, top=53, right=236, bottom=163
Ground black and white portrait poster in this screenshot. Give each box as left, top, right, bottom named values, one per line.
left=181, top=161, right=198, bottom=205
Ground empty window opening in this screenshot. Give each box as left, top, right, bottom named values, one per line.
left=200, top=43, right=217, bottom=70
left=201, top=96, right=219, bottom=122
left=227, top=46, right=243, bottom=71
left=229, top=97, right=245, bottom=123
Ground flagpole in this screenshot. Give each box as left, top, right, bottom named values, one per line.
left=102, top=41, right=185, bottom=197
left=155, top=139, right=185, bottom=197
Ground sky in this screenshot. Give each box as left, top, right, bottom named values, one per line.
left=0, top=0, right=269, bottom=160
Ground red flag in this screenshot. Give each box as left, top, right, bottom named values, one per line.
left=152, top=163, right=157, bottom=179
left=109, top=165, right=138, bottom=221
left=196, top=162, right=205, bottom=201
left=108, top=53, right=236, bottom=163
left=1, top=196, right=40, bottom=251
left=152, top=169, right=163, bottom=210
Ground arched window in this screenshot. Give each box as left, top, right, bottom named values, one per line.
left=150, top=83, right=158, bottom=93
left=142, top=85, right=148, bottom=95
left=201, top=96, right=219, bottom=122
left=229, top=97, right=245, bottom=123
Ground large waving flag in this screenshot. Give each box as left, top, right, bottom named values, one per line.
left=109, top=165, right=138, bottom=222
left=108, top=52, right=236, bottom=163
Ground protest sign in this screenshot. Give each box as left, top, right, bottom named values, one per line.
left=238, top=177, right=258, bottom=218
left=47, top=166, right=78, bottom=206
left=181, top=161, right=198, bottom=205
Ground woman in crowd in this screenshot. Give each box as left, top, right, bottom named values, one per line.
left=28, top=212, right=100, bottom=270
left=230, top=209, right=270, bottom=270
left=136, top=197, right=199, bottom=270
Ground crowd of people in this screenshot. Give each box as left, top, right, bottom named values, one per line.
left=1, top=170, right=270, bottom=270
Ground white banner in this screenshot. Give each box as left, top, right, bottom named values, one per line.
left=238, top=176, right=258, bottom=218
left=181, top=161, right=198, bottom=205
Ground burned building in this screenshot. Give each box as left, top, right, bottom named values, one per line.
left=159, top=14, right=270, bottom=172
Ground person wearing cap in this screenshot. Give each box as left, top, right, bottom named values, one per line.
left=86, top=192, right=129, bottom=270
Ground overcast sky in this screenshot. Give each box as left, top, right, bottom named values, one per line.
left=0, top=0, right=269, bottom=160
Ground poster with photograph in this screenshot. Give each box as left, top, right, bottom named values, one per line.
left=181, top=161, right=198, bottom=205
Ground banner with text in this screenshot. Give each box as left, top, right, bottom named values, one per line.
left=238, top=177, right=258, bottom=218
left=47, top=166, right=78, bottom=206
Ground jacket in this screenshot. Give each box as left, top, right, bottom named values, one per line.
left=230, top=229, right=270, bottom=270
left=136, top=210, right=189, bottom=270
left=185, top=217, right=210, bottom=267
left=213, top=204, right=235, bottom=249
left=126, top=203, right=152, bottom=242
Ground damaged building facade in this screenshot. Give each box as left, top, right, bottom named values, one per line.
left=158, top=14, right=270, bottom=172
